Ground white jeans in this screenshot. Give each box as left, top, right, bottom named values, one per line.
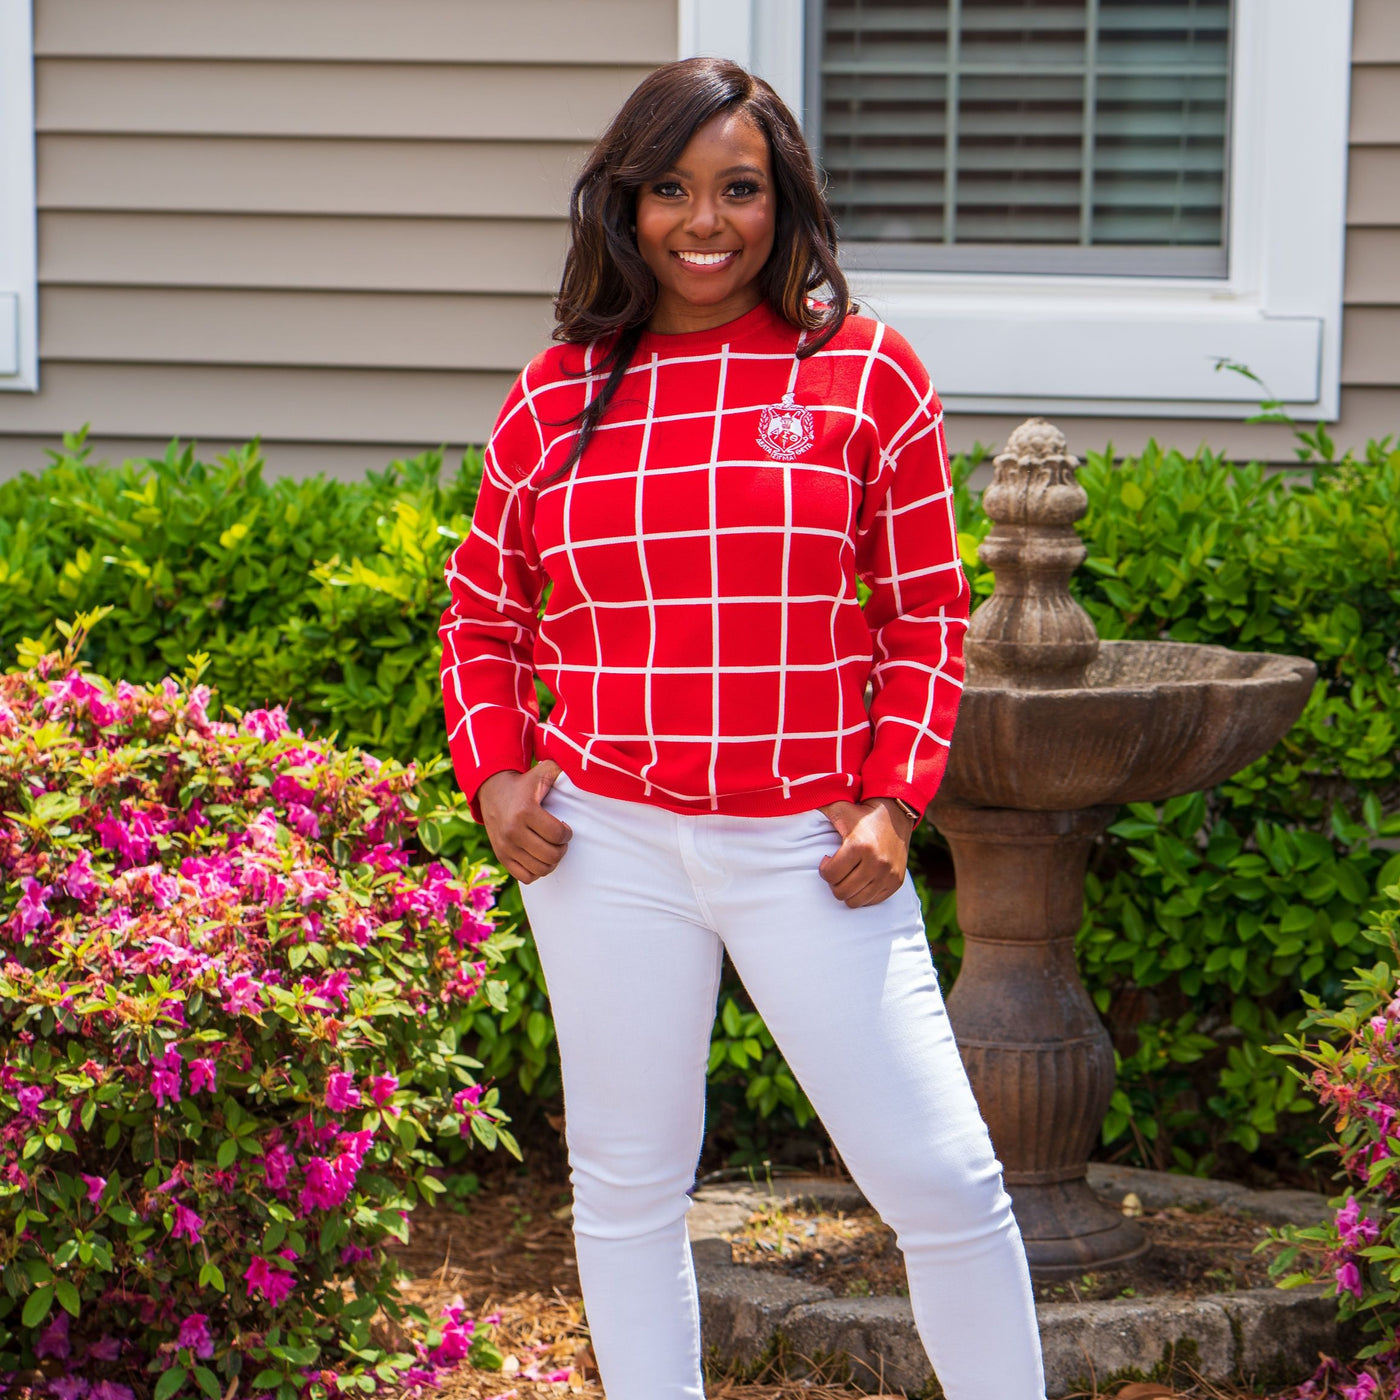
left=520, top=772, right=1046, bottom=1400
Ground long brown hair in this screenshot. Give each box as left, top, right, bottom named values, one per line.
left=547, top=56, right=849, bottom=480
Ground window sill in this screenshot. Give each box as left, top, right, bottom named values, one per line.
left=847, top=271, right=1322, bottom=419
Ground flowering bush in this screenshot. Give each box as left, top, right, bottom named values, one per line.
left=0, top=613, right=522, bottom=1398
left=1269, top=880, right=1400, bottom=1394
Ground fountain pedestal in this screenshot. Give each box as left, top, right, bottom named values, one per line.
left=932, top=419, right=1315, bottom=1277
left=934, top=802, right=1146, bottom=1274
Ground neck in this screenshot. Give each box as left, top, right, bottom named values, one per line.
left=646, top=285, right=765, bottom=336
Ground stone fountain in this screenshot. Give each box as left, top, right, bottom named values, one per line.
left=935, top=419, right=1316, bottom=1276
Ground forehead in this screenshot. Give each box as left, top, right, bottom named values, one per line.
left=672, top=108, right=771, bottom=173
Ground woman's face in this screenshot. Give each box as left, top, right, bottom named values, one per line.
left=634, top=108, right=777, bottom=335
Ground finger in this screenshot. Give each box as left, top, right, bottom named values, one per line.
left=819, top=838, right=863, bottom=888
left=845, top=876, right=898, bottom=909
left=524, top=803, right=573, bottom=847
left=512, top=824, right=570, bottom=867
left=532, top=760, right=563, bottom=799
left=820, top=801, right=859, bottom=838
left=505, top=848, right=558, bottom=883
left=831, top=861, right=882, bottom=904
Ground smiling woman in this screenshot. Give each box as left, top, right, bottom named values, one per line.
left=438, top=55, right=1047, bottom=1400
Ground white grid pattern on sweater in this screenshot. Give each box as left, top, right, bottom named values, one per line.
left=441, top=318, right=965, bottom=810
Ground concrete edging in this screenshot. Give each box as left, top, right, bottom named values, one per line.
left=687, top=1168, right=1344, bottom=1396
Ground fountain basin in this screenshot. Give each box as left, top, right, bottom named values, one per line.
left=941, top=641, right=1317, bottom=811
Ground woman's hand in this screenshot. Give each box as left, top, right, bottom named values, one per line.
left=476, top=762, right=573, bottom=884
left=817, top=798, right=916, bottom=908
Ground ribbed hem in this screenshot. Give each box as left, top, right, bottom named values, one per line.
left=542, top=743, right=860, bottom=818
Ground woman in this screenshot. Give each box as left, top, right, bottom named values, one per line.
left=439, top=57, right=1046, bottom=1400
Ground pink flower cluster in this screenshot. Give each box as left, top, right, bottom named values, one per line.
left=0, top=656, right=508, bottom=1393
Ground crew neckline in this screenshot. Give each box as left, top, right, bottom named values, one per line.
left=636, top=298, right=780, bottom=355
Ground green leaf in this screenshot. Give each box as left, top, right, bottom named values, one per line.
left=55, top=1279, right=80, bottom=1317
left=22, top=1285, right=54, bottom=1328
left=194, top=1366, right=222, bottom=1399
left=198, top=1262, right=225, bottom=1293
left=155, top=1365, right=189, bottom=1400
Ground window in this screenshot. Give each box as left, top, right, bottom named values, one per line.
left=679, top=0, right=1353, bottom=419
left=0, top=0, right=37, bottom=393
left=815, top=1, right=1232, bottom=276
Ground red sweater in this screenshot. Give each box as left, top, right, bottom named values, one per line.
left=439, top=298, right=969, bottom=818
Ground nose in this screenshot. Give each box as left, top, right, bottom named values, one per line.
left=684, top=194, right=723, bottom=238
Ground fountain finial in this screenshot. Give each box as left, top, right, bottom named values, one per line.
left=964, top=417, right=1100, bottom=689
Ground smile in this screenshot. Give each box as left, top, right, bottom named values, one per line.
left=673, top=250, right=739, bottom=267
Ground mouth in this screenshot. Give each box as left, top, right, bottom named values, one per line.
left=672, top=249, right=740, bottom=269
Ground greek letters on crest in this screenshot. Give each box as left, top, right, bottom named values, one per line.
left=756, top=394, right=815, bottom=462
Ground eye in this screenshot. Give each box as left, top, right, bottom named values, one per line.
left=651, top=180, right=684, bottom=198
left=726, top=180, right=762, bottom=198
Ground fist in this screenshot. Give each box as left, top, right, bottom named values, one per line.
left=476, top=762, right=573, bottom=884
left=817, top=797, right=916, bottom=909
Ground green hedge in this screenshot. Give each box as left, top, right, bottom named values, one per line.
left=2, top=424, right=1397, bottom=1177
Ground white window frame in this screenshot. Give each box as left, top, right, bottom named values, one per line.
left=0, top=0, right=37, bottom=393
left=680, top=0, right=1353, bottom=420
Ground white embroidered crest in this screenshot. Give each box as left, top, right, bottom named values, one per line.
left=756, top=394, right=815, bottom=461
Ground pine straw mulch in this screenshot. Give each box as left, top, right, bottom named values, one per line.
left=728, top=1196, right=1284, bottom=1306
left=382, top=1157, right=1282, bottom=1400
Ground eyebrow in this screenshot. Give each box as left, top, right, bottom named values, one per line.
left=667, top=163, right=768, bottom=180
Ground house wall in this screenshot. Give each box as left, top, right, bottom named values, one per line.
left=0, top=0, right=1395, bottom=478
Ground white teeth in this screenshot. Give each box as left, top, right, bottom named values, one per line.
left=675, top=250, right=736, bottom=265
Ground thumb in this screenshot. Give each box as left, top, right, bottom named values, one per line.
left=820, top=801, right=858, bottom=840
left=532, top=761, right=563, bottom=804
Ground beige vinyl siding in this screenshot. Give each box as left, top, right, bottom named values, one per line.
left=0, top=0, right=674, bottom=476
left=3, top=0, right=1400, bottom=477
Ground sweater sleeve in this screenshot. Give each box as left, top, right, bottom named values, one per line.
left=439, top=370, right=549, bottom=820
left=854, top=325, right=971, bottom=817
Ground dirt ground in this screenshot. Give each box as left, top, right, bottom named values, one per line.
left=728, top=1196, right=1283, bottom=1305
left=385, top=1159, right=1280, bottom=1399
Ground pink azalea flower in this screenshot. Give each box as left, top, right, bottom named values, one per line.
left=170, top=1201, right=204, bottom=1244
left=221, top=972, right=265, bottom=1015
left=242, top=706, right=290, bottom=742
left=453, top=1084, right=485, bottom=1134
left=188, top=1058, right=217, bottom=1095
left=340, top=1243, right=375, bottom=1265
left=61, top=850, right=102, bottom=903
left=325, top=1072, right=361, bottom=1114
left=90, top=1383, right=135, bottom=1400
left=176, top=1311, right=214, bottom=1359
left=1336, top=1259, right=1364, bottom=1298
left=261, top=1140, right=295, bottom=1194
left=318, top=969, right=351, bottom=1008
left=1343, top=1377, right=1378, bottom=1400
left=367, top=1074, right=398, bottom=1107
left=50, top=1379, right=91, bottom=1400
left=149, top=1048, right=183, bottom=1107
left=87, top=1335, right=121, bottom=1361
left=243, top=1253, right=296, bottom=1307
left=81, top=1173, right=107, bottom=1205
left=13, top=877, right=52, bottom=934
left=16, top=1084, right=46, bottom=1120
left=184, top=684, right=212, bottom=729
left=35, top=1309, right=71, bottom=1360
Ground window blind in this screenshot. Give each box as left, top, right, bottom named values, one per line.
left=810, top=0, right=1233, bottom=276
